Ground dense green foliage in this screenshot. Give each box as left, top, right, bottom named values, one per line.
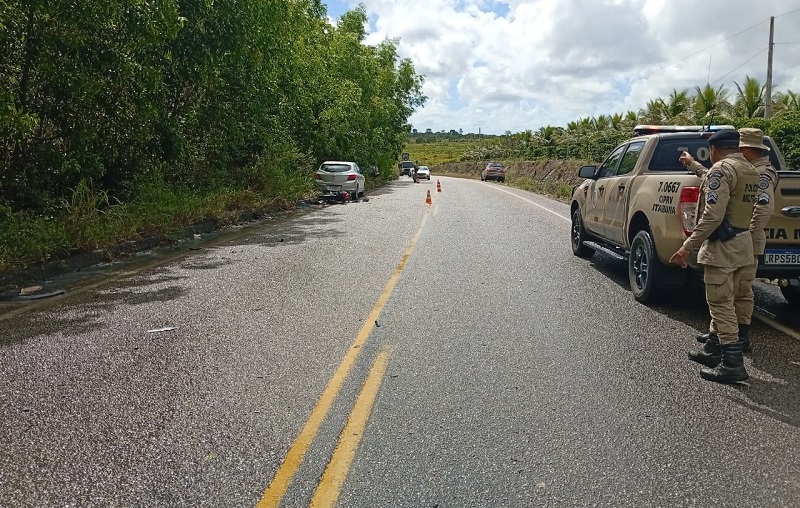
left=0, top=1, right=424, bottom=213
left=0, top=1, right=424, bottom=273
left=408, top=80, right=800, bottom=169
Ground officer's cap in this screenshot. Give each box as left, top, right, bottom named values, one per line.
left=707, top=129, right=739, bottom=147
left=738, top=127, right=770, bottom=151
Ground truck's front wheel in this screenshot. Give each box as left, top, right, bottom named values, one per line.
left=571, top=208, right=595, bottom=258
left=629, top=229, right=662, bottom=303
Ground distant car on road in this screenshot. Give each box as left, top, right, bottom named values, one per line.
left=399, top=160, right=416, bottom=177
left=314, top=161, right=365, bottom=200
left=416, top=165, right=431, bottom=180
left=481, top=162, right=506, bottom=182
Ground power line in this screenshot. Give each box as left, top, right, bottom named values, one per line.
left=710, top=47, right=768, bottom=85
left=776, top=7, right=800, bottom=18
left=590, top=16, right=771, bottom=100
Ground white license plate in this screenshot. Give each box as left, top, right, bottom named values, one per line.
left=326, top=185, right=342, bottom=191
left=764, top=250, right=800, bottom=265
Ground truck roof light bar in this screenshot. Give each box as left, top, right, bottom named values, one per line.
left=633, top=124, right=736, bottom=136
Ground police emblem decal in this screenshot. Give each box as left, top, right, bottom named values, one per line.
left=707, top=191, right=718, bottom=204
left=759, top=174, right=771, bottom=190
left=708, top=178, right=721, bottom=190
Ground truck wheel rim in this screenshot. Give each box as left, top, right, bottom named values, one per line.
left=571, top=212, right=581, bottom=248
left=633, top=245, right=648, bottom=289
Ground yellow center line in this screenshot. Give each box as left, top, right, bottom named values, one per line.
left=309, top=346, right=393, bottom=508
left=257, top=213, right=428, bottom=508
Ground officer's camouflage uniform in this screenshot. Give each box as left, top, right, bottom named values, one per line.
left=687, top=150, right=777, bottom=338
left=736, top=152, right=777, bottom=326
left=682, top=152, right=760, bottom=347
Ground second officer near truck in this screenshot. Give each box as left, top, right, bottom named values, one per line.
left=669, top=129, right=760, bottom=383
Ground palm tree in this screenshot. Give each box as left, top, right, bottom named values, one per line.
left=610, top=113, right=624, bottom=130
left=665, top=89, right=691, bottom=123
left=592, top=115, right=611, bottom=131
left=640, top=98, right=667, bottom=124
left=773, top=90, right=799, bottom=116
left=693, top=84, right=731, bottom=122
left=535, top=125, right=557, bottom=157
left=733, top=75, right=766, bottom=118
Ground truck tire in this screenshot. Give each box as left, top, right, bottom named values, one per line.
left=571, top=208, right=595, bottom=258
left=780, top=284, right=800, bottom=307
left=629, top=229, right=662, bottom=303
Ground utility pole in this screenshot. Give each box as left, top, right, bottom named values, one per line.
left=765, top=16, right=775, bottom=118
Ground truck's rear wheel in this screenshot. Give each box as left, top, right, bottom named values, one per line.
left=780, top=284, right=800, bottom=307
left=571, top=208, right=595, bottom=258
left=629, top=229, right=662, bottom=303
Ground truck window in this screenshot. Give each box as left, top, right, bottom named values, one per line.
left=618, top=141, right=645, bottom=176
left=649, top=138, right=713, bottom=171
left=599, top=145, right=626, bottom=178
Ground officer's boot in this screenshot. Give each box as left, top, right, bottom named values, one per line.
left=699, top=342, right=749, bottom=383
left=688, top=333, right=721, bottom=368
left=738, top=324, right=752, bottom=354
left=696, top=331, right=717, bottom=344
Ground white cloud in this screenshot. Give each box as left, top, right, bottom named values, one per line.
left=331, top=0, right=800, bottom=134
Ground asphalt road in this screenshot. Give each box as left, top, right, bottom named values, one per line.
left=1, top=176, right=799, bottom=508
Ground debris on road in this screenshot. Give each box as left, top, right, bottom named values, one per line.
left=146, top=326, right=177, bottom=333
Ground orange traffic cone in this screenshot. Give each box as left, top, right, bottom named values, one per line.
left=436, top=179, right=442, bottom=192
left=425, top=190, right=432, bottom=205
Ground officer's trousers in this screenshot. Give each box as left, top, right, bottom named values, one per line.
left=733, top=256, right=758, bottom=326
left=706, top=256, right=757, bottom=334
left=704, top=264, right=749, bottom=346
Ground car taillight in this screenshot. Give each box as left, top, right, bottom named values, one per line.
left=314, top=173, right=322, bottom=179
left=679, top=186, right=700, bottom=236
left=346, top=174, right=357, bottom=181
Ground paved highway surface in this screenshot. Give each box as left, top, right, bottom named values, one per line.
left=1, top=176, right=799, bottom=507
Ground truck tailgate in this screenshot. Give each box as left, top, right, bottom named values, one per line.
left=760, top=171, right=800, bottom=278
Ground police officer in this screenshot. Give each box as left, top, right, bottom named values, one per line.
left=670, top=129, right=760, bottom=383
left=683, top=128, right=777, bottom=353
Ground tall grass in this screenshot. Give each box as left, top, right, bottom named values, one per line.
left=0, top=164, right=317, bottom=275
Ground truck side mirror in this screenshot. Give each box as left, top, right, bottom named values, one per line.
left=578, top=165, right=598, bottom=179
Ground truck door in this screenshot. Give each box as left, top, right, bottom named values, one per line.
left=605, top=141, right=646, bottom=245
left=586, top=144, right=626, bottom=239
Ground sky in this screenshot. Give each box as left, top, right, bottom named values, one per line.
left=323, top=0, right=800, bottom=135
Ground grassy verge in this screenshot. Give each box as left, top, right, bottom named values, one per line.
left=0, top=166, right=351, bottom=276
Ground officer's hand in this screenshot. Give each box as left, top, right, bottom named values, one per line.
left=679, top=151, right=694, bottom=168
left=669, top=246, right=690, bottom=269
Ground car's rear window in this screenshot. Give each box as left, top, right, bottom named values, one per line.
left=487, top=163, right=503, bottom=168
left=649, top=137, right=714, bottom=171
left=401, top=161, right=415, bottom=169
left=321, top=164, right=351, bottom=173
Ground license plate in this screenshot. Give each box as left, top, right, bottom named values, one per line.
left=326, top=185, right=341, bottom=191
left=764, top=249, right=800, bottom=265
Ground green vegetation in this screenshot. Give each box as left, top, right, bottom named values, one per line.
left=0, top=1, right=425, bottom=274
left=2, top=0, right=798, bottom=280
left=409, top=81, right=800, bottom=168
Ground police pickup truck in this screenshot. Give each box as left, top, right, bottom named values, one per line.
left=570, top=125, right=800, bottom=306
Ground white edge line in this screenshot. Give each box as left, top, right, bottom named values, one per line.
left=753, top=311, right=800, bottom=342
left=484, top=184, right=570, bottom=222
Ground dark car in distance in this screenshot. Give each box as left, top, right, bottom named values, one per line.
left=481, top=162, right=506, bottom=182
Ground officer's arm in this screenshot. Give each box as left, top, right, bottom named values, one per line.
left=682, top=167, right=731, bottom=251
left=751, top=167, right=777, bottom=232
left=687, top=160, right=709, bottom=178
